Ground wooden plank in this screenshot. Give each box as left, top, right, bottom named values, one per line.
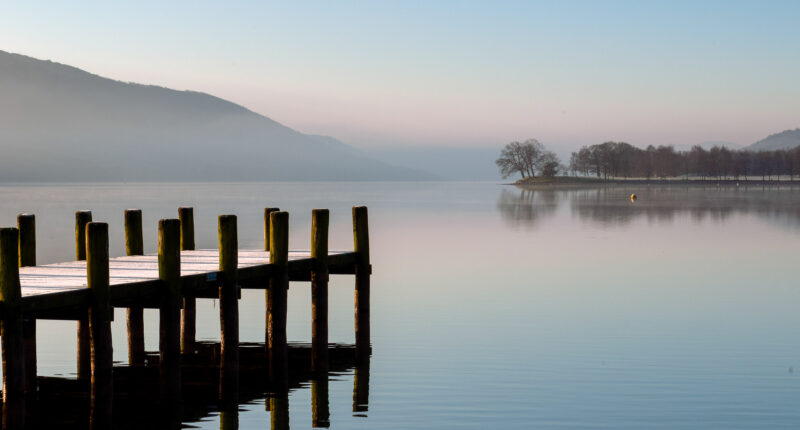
left=12, top=249, right=353, bottom=314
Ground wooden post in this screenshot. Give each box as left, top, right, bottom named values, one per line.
left=0, top=228, right=25, bottom=430
left=124, top=209, right=145, bottom=366
left=264, top=208, right=280, bottom=252
left=353, top=206, right=371, bottom=363
left=268, top=211, right=289, bottom=388
left=158, top=219, right=181, bottom=403
left=76, top=211, right=92, bottom=261
left=311, top=209, right=329, bottom=374
left=76, top=210, right=92, bottom=380
left=311, top=375, right=330, bottom=428
left=179, top=207, right=196, bottom=355
left=17, top=214, right=35, bottom=268
left=86, top=222, right=112, bottom=430
left=17, top=214, right=37, bottom=395
left=218, top=215, right=239, bottom=403
left=264, top=207, right=279, bottom=356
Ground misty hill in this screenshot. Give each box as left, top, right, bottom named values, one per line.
left=0, top=50, right=435, bottom=182
left=747, top=129, right=800, bottom=151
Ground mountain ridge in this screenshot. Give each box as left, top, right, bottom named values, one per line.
left=746, top=128, right=800, bottom=151
left=0, top=49, right=436, bottom=182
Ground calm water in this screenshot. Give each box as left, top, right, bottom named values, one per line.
left=2, top=182, right=800, bottom=429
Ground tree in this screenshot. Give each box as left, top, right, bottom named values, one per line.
left=495, top=139, right=545, bottom=179
left=538, top=151, right=561, bottom=178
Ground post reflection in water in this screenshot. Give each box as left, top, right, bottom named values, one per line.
left=219, top=356, right=239, bottom=430
left=498, top=185, right=800, bottom=229
left=352, top=356, right=370, bottom=416
left=26, top=343, right=367, bottom=429
left=269, top=391, right=290, bottom=430
left=311, top=375, right=330, bottom=428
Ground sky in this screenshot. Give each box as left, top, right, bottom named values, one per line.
left=1, top=0, right=799, bottom=151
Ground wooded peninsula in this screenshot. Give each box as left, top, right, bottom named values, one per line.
left=496, top=139, right=800, bottom=183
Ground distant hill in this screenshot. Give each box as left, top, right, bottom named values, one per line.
left=747, top=129, right=800, bottom=151
left=0, top=50, right=435, bottom=182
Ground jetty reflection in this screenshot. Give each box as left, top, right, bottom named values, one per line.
left=32, top=341, right=369, bottom=429
left=498, top=186, right=800, bottom=229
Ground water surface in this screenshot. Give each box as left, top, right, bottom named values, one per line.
left=2, top=182, right=800, bottom=428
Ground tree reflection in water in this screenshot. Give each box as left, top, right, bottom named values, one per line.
left=498, top=185, right=800, bottom=230
left=496, top=189, right=560, bottom=228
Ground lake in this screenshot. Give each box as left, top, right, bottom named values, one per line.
left=2, top=181, right=800, bottom=429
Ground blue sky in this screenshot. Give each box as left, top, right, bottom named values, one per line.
left=1, top=1, right=799, bottom=150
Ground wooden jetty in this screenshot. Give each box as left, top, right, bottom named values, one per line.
left=0, top=206, right=371, bottom=429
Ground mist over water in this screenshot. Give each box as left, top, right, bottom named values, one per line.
left=2, top=182, right=800, bottom=428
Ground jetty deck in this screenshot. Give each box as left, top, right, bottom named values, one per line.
left=15, top=249, right=357, bottom=315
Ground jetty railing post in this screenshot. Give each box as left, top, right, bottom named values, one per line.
left=17, top=214, right=37, bottom=395
left=86, top=222, right=112, bottom=430
left=268, top=211, right=289, bottom=389
left=158, top=219, right=182, bottom=404
left=264, top=207, right=279, bottom=349
left=352, top=206, right=371, bottom=363
left=76, top=210, right=92, bottom=380
left=264, top=208, right=280, bottom=252
left=124, top=209, right=146, bottom=366
left=0, top=228, right=25, bottom=430
left=311, top=209, right=329, bottom=374
left=179, top=207, right=196, bottom=355
left=218, top=215, right=239, bottom=404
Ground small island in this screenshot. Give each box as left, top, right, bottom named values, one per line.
left=497, top=137, right=800, bottom=186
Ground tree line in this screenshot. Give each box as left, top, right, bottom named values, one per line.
left=569, top=142, right=800, bottom=180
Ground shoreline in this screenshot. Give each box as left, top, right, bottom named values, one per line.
left=511, top=176, right=800, bottom=188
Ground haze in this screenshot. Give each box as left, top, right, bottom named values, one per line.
left=3, top=0, right=799, bottom=153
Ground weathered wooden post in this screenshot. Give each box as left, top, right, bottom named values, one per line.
left=268, top=211, right=289, bottom=388
left=311, top=376, right=330, bottom=428
left=158, top=219, right=181, bottom=403
left=353, top=206, right=371, bottom=363
left=17, top=214, right=35, bottom=268
left=1, top=228, right=25, bottom=430
left=311, top=209, right=329, bottom=374
left=264, top=207, right=280, bottom=252
left=218, top=215, right=239, bottom=402
left=17, top=214, right=37, bottom=394
left=76, top=210, right=92, bottom=380
left=124, top=209, right=146, bottom=366
left=86, top=222, right=112, bottom=430
left=264, top=207, right=279, bottom=348
left=178, top=207, right=197, bottom=355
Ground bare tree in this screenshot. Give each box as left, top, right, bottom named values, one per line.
left=538, top=151, right=561, bottom=177
left=496, top=139, right=545, bottom=179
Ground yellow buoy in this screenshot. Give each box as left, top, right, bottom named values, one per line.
left=630, top=193, right=637, bottom=201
